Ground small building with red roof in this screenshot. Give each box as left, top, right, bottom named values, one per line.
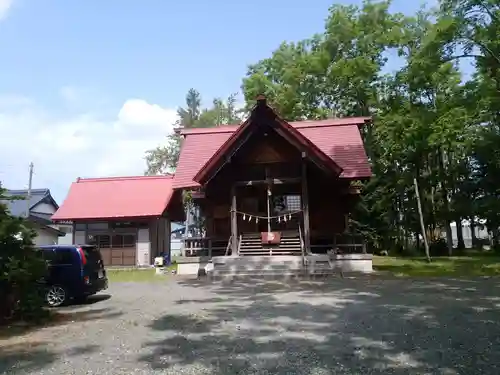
left=53, top=96, right=373, bottom=272
left=52, top=175, right=180, bottom=266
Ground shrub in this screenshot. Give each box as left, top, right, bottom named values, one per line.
left=0, top=188, right=48, bottom=323
left=429, top=238, right=448, bottom=257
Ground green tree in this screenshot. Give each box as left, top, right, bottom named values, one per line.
left=177, top=88, right=201, bottom=128
left=241, top=0, right=493, bottom=255
left=0, top=187, right=47, bottom=322
left=144, top=90, right=243, bottom=174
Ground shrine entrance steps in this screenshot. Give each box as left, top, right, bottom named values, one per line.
left=210, top=254, right=373, bottom=280
left=238, top=231, right=302, bottom=256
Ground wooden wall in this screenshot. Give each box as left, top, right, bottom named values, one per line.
left=189, top=125, right=361, bottom=242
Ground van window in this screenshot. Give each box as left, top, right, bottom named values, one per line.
left=54, top=249, right=74, bottom=265
left=81, top=246, right=103, bottom=264
left=42, top=249, right=56, bottom=262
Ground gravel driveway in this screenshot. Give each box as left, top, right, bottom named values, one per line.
left=1, top=276, right=500, bottom=374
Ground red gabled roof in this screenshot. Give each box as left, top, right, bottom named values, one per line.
left=172, top=113, right=372, bottom=189
left=52, top=175, right=174, bottom=221
left=176, top=116, right=371, bottom=135
left=193, top=99, right=345, bottom=185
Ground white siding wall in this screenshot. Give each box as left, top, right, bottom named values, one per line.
left=34, top=228, right=59, bottom=246
left=137, top=228, right=150, bottom=266
left=74, top=230, right=86, bottom=244
left=56, top=224, right=73, bottom=245
left=31, top=202, right=57, bottom=215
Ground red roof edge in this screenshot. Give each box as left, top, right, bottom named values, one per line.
left=273, top=112, right=343, bottom=176
left=75, top=174, right=173, bottom=183
left=53, top=214, right=163, bottom=222
left=193, top=97, right=343, bottom=185
left=192, top=118, right=251, bottom=185
left=176, top=117, right=372, bottom=136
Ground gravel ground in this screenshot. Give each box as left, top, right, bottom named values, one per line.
left=2, top=276, right=500, bottom=374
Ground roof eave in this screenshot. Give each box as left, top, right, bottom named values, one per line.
left=193, top=116, right=253, bottom=185
left=52, top=213, right=165, bottom=223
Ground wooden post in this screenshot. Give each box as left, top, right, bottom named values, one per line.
left=414, top=177, right=431, bottom=262
left=301, top=159, right=311, bottom=254
left=231, top=185, right=238, bottom=256
left=182, top=195, right=190, bottom=257
left=165, top=217, right=171, bottom=262
left=266, top=183, right=272, bottom=233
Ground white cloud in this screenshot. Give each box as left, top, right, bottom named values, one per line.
left=59, top=86, right=79, bottom=104
left=0, top=0, right=13, bottom=20
left=0, top=94, right=178, bottom=203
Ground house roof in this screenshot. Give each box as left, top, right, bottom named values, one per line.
left=173, top=111, right=372, bottom=189
left=193, top=98, right=344, bottom=185
left=51, top=175, right=174, bottom=221
left=29, top=215, right=66, bottom=236
left=3, top=188, right=58, bottom=218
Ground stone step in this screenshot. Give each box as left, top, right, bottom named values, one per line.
left=210, top=268, right=345, bottom=279
left=241, top=237, right=300, bottom=243
left=240, top=240, right=300, bottom=246
left=212, top=269, right=306, bottom=277
left=240, top=242, right=301, bottom=247
left=239, top=247, right=301, bottom=252
left=239, top=252, right=302, bottom=257
left=240, top=242, right=301, bottom=246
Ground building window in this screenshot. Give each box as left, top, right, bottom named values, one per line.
left=111, top=234, right=136, bottom=248
left=88, top=233, right=136, bottom=248
left=87, top=222, right=109, bottom=230
left=273, top=195, right=301, bottom=213
left=89, top=234, right=111, bottom=248
left=75, top=223, right=86, bottom=231
left=111, top=221, right=149, bottom=229
left=286, top=195, right=301, bottom=212
left=123, top=234, right=136, bottom=247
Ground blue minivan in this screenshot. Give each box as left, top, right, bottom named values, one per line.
left=38, top=245, right=108, bottom=307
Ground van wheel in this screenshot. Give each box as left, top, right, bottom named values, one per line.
left=46, top=285, right=67, bottom=307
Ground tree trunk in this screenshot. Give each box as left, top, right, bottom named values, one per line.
left=456, top=218, right=465, bottom=250
left=414, top=177, right=431, bottom=262
left=438, top=148, right=453, bottom=256
left=470, top=218, right=478, bottom=248
left=492, top=228, right=500, bottom=248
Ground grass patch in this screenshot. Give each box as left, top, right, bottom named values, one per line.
left=373, top=254, right=500, bottom=277
left=107, top=263, right=177, bottom=283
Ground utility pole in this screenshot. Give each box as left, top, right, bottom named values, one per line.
left=26, top=162, right=34, bottom=217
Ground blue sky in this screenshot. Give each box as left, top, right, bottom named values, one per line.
left=0, top=0, right=436, bottom=203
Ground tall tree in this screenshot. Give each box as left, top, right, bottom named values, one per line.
left=144, top=90, right=243, bottom=175
left=0, top=187, right=47, bottom=321
left=241, top=0, right=497, bottom=254
left=177, top=88, right=201, bottom=128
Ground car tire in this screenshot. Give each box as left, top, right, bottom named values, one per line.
left=45, top=285, right=67, bottom=307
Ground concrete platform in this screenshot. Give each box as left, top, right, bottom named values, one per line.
left=175, top=254, right=373, bottom=277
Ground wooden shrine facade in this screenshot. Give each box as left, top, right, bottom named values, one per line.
left=169, top=96, right=372, bottom=257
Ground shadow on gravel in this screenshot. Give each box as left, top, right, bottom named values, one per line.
left=140, top=277, right=500, bottom=374
left=0, top=341, right=100, bottom=374
left=0, top=307, right=123, bottom=340
left=70, top=293, right=112, bottom=306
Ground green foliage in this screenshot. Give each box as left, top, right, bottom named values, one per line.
left=142, top=0, right=500, bottom=256
left=144, top=89, right=243, bottom=175
left=241, top=0, right=500, bottom=254
left=0, top=187, right=48, bottom=323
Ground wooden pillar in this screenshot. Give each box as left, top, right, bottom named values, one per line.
left=301, top=158, right=311, bottom=254
left=182, top=199, right=190, bottom=257
left=165, top=217, right=171, bottom=261
left=231, top=185, right=238, bottom=255
left=266, top=183, right=272, bottom=233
